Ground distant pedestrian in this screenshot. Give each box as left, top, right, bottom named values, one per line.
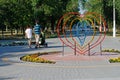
left=25, top=25, right=33, bottom=48
left=33, top=21, right=42, bottom=48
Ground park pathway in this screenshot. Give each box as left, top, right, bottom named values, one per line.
left=0, top=36, right=120, bottom=80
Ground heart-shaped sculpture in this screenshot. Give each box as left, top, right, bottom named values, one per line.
left=57, top=12, right=106, bottom=55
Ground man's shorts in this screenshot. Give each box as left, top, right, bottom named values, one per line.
left=27, top=38, right=32, bottom=42
left=35, top=34, right=40, bottom=43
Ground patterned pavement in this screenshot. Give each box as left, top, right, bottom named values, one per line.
left=0, top=36, right=120, bottom=80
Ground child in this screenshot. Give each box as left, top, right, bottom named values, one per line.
left=25, top=25, right=33, bottom=48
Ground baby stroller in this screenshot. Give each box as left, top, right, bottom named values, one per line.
left=39, top=31, right=48, bottom=47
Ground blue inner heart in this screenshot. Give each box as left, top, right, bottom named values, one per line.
left=72, top=21, right=94, bottom=46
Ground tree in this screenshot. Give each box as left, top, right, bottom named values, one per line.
left=0, top=0, right=34, bottom=36
left=87, top=0, right=120, bottom=30
left=33, top=0, right=78, bottom=33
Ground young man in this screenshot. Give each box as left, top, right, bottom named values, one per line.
left=25, top=25, right=32, bottom=48
left=34, top=21, right=41, bottom=48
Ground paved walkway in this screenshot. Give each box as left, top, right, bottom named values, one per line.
left=0, top=36, right=120, bottom=80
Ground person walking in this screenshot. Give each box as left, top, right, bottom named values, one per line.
left=25, top=25, right=33, bottom=48
left=34, top=21, right=41, bottom=48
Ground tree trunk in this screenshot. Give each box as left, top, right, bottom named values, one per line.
left=22, top=26, right=25, bottom=36
left=1, top=28, right=4, bottom=38
left=10, top=28, right=13, bottom=36
left=50, top=16, right=55, bottom=34
left=60, top=19, right=63, bottom=32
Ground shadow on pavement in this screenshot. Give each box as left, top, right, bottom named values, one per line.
left=46, top=45, right=64, bottom=48
left=0, top=76, right=15, bottom=80
left=0, top=62, right=11, bottom=67
left=0, top=46, right=44, bottom=54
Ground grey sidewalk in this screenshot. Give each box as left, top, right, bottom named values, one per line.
left=0, top=36, right=120, bottom=80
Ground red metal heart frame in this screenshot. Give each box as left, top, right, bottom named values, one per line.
left=56, top=12, right=106, bottom=55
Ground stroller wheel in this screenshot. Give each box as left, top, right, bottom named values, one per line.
left=45, top=43, right=48, bottom=47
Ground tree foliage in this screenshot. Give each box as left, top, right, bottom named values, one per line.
left=0, top=0, right=34, bottom=35
left=0, top=0, right=120, bottom=36
left=87, top=0, right=120, bottom=29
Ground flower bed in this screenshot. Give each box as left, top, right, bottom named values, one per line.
left=109, top=57, right=120, bottom=63
left=20, top=52, right=57, bottom=64
left=102, top=49, right=120, bottom=53
left=0, top=41, right=27, bottom=47
left=102, top=49, right=120, bottom=63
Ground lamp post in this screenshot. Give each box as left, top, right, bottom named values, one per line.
left=113, top=0, right=116, bottom=37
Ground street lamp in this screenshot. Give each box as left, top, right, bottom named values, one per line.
left=113, top=0, right=116, bottom=37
